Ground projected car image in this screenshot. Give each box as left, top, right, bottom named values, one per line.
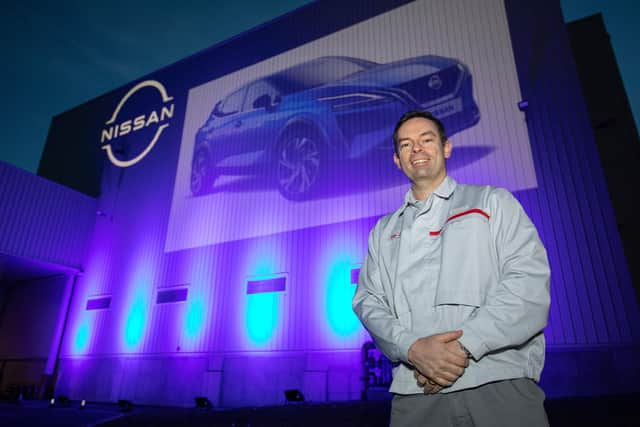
left=190, top=55, right=480, bottom=200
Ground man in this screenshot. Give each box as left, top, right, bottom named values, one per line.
left=353, top=110, right=550, bottom=426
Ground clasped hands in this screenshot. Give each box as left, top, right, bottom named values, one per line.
left=408, top=330, right=469, bottom=395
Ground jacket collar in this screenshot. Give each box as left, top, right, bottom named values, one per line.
left=398, top=175, right=457, bottom=216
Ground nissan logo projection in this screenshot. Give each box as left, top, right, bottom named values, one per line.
left=189, top=55, right=479, bottom=200
left=166, top=1, right=538, bottom=252
left=101, top=80, right=175, bottom=168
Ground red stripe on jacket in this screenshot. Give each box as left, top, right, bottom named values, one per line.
left=429, top=208, right=490, bottom=236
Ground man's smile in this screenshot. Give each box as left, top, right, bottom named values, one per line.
left=411, top=158, right=430, bottom=165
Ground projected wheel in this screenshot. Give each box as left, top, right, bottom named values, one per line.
left=276, top=131, right=325, bottom=201
left=190, top=149, right=216, bottom=196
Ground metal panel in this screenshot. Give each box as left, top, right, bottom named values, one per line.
left=505, top=0, right=640, bottom=346
left=0, top=161, right=96, bottom=269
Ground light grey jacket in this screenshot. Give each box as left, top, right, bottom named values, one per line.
left=353, top=176, right=550, bottom=394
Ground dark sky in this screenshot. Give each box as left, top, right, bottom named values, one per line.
left=2, top=0, right=638, bottom=174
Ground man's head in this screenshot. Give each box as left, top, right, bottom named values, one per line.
left=392, top=110, right=452, bottom=197
left=392, top=111, right=447, bottom=155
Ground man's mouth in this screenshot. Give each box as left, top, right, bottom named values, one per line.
left=411, top=158, right=430, bottom=165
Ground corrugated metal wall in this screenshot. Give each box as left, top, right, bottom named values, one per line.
left=505, top=0, right=640, bottom=346
left=0, top=161, right=96, bottom=269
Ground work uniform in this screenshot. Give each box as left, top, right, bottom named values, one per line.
left=353, top=176, right=550, bottom=426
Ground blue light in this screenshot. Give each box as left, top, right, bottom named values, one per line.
left=185, top=298, right=205, bottom=338
left=241, top=246, right=281, bottom=346
left=326, top=257, right=360, bottom=337
left=119, top=247, right=155, bottom=353
left=246, top=292, right=279, bottom=344
left=73, top=320, right=90, bottom=353
left=252, top=258, right=274, bottom=277
left=124, top=294, right=147, bottom=349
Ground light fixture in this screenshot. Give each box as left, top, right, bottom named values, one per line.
left=517, top=100, right=529, bottom=111
left=57, top=395, right=71, bottom=408
left=194, top=396, right=212, bottom=409
left=118, top=399, right=133, bottom=412
left=284, top=389, right=305, bottom=403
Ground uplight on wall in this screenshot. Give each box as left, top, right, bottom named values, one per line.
left=245, top=273, right=287, bottom=345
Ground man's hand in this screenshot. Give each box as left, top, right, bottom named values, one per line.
left=408, top=331, right=469, bottom=387
left=414, top=370, right=443, bottom=394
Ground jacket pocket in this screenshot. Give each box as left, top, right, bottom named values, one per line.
left=434, top=216, right=492, bottom=307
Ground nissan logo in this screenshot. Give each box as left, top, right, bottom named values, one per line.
left=428, top=74, right=443, bottom=90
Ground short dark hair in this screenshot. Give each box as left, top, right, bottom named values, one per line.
left=392, top=110, right=447, bottom=154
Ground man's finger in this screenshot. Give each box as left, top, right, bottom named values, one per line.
left=440, top=364, right=465, bottom=379
left=444, top=349, right=469, bottom=368
left=431, top=376, right=454, bottom=387
left=424, top=383, right=443, bottom=395
left=434, top=371, right=459, bottom=384
left=422, top=377, right=442, bottom=394
left=435, top=330, right=463, bottom=343
left=445, top=341, right=468, bottom=358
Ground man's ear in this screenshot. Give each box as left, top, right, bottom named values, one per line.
left=393, top=152, right=401, bottom=169
left=444, top=140, right=453, bottom=159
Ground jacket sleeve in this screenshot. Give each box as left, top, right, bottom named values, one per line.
left=459, top=188, right=550, bottom=360
left=352, top=225, right=423, bottom=364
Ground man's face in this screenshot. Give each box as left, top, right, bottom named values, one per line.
left=393, top=117, right=452, bottom=187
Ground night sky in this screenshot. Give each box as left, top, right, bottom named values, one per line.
left=2, top=0, right=638, bottom=174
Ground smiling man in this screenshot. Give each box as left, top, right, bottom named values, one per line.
left=353, top=110, right=551, bottom=426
